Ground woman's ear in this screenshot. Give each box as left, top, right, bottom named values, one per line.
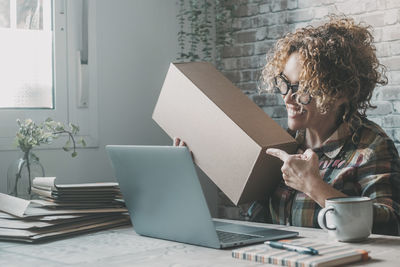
left=336, top=100, right=349, bottom=123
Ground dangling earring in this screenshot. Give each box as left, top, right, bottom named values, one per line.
left=339, top=104, right=348, bottom=123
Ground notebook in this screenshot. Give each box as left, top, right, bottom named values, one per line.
left=232, top=239, right=370, bottom=267
left=106, top=145, right=299, bottom=249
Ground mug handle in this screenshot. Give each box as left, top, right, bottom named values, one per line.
left=318, top=207, right=336, bottom=231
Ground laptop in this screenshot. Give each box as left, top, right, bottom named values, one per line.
left=106, top=145, right=298, bottom=249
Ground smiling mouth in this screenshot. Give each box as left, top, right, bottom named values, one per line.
left=287, top=106, right=305, bottom=117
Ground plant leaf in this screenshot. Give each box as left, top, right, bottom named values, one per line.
left=80, top=138, right=86, bottom=147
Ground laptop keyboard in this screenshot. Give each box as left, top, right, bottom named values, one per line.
left=216, top=230, right=261, bottom=243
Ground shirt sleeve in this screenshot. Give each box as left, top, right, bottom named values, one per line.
left=356, top=135, right=400, bottom=236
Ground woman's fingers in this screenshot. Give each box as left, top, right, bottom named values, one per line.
left=281, top=163, right=293, bottom=177
left=302, top=148, right=315, bottom=160
left=266, top=148, right=290, bottom=162
left=173, top=137, right=180, bottom=146
left=270, top=149, right=320, bottom=193
left=173, top=137, right=187, bottom=147
left=173, top=137, right=193, bottom=160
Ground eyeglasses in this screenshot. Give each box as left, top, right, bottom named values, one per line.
left=274, top=73, right=312, bottom=105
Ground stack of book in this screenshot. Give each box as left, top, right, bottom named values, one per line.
left=0, top=177, right=131, bottom=243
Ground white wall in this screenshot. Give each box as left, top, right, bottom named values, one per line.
left=0, top=0, right=218, bottom=215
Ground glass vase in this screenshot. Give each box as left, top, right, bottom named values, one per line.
left=7, top=152, right=45, bottom=199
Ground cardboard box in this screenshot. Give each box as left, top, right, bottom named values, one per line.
left=152, top=62, right=297, bottom=205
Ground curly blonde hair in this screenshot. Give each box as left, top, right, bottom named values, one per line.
left=260, top=15, right=387, bottom=122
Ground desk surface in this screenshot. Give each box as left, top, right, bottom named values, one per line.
left=1, top=219, right=399, bottom=267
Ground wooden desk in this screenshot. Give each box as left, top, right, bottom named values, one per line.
left=1, top=219, right=399, bottom=266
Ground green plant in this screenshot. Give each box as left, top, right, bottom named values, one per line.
left=176, top=0, right=236, bottom=62
left=13, top=118, right=86, bottom=195
left=16, top=118, right=85, bottom=159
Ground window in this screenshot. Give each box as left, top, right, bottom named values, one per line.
left=0, top=0, right=53, bottom=108
left=0, top=0, right=98, bottom=150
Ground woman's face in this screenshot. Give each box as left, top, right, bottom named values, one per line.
left=282, top=52, right=341, bottom=132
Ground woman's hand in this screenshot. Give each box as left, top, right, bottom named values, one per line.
left=173, top=137, right=187, bottom=147
left=266, top=148, right=321, bottom=195
left=173, top=137, right=194, bottom=160
left=266, top=148, right=346, bottom=207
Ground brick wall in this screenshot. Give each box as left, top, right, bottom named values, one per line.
left=217, top=0, right=400, bottom=152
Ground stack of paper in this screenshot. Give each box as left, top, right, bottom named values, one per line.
left=0, top=177, right=131, bottom=243
left=31, top=177, right=124, bottom=205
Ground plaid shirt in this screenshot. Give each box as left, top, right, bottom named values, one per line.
left=269, top=117, right=400, bottom=235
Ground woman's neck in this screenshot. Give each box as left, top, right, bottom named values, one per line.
left=305, top=121, right=340, bottom=149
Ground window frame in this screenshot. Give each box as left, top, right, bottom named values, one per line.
left=0, top=0, right=98, bottom=151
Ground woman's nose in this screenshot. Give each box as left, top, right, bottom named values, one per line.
left=283, top=89, right=296, bottom=103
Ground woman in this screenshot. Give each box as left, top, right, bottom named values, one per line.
left=260, top=16, right=400, bottom=235
left=176, top=16, right=400, bottom=235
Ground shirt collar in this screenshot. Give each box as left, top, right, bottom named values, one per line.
left=295, top=122, right=352, bottom=159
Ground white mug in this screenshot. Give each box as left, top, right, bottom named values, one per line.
left=317, top=196, right=373, bottom=242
